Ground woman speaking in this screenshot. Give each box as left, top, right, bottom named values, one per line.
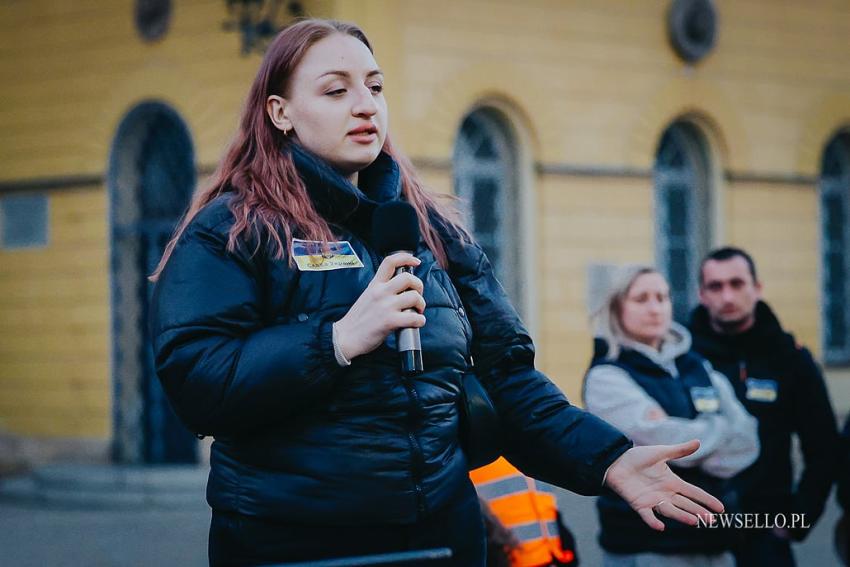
left=150, top=19, right=722, bottom=566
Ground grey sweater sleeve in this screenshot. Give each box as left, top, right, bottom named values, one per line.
left=584, top=364, right=758, bottom=477
left=698, top=367, right=760, bottom=478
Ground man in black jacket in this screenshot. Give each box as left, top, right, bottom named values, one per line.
left=689, top=246, right=839, bottom=567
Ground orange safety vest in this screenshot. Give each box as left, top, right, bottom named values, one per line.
left=470, top=457, right=575, bottom=567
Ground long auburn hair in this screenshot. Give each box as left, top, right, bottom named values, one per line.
left=150, top=19, right=463, bottom=281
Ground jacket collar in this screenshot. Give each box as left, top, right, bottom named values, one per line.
left=689, top=300, right=790, bottom=357
left=619, top=322, right=692, bottom=377
left=593, top=323, right=693, bottom=378
left=288, top=143, right=402, bottom=235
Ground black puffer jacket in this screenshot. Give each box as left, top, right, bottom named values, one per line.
left=690, top=301, right=838, bottom=540
left=151, top=144, right=630, bottom=525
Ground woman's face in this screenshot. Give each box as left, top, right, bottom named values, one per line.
left=618, top=272, right=672, bottom=349
left=269, top=33, right=388, bottom=177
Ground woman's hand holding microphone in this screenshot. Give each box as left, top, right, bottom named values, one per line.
left=333, top=253, right=426, bottom=362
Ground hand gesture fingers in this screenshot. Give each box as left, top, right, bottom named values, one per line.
left=656, top=439, right=701, bottom=461
left=605, top=442, right=724, bottom=532
left=670, top=493, right=715, bottom=522
left=652, top=499, right=700, bottom=527
left=637, top=507, right=666, bottom=532
left=672, top=476, right=724, bottom=515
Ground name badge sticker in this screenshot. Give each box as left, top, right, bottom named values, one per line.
left=745, top=378, right=778, bottom=403
left=292, top=239, right=364, bottom=271
left=690, top=386, right=720, bottom=413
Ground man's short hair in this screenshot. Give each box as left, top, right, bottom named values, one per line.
left=699, top=246, right=759, bottom=286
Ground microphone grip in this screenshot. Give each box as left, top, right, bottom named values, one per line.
left=398, top=328, right=423, bottom=375
left=394, top=263, right=424, bottom=375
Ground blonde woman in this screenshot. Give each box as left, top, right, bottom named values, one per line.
left=584, top=266, right=759, bottom=567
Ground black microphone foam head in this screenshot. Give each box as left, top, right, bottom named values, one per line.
left=372, top=201, right=421, bottom=255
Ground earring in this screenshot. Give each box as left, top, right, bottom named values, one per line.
left=283, top=126, right=290, bottom=136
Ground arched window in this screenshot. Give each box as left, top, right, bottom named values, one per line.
left=654, top=121, right=712, bottom=323
left=820, top=132, right=850, bottom=364
left=453, top=109, right=523, bottom=314
left=109, top=101, right=196, bottom=464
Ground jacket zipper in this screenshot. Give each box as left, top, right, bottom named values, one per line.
left=366, top=240, right=428, bottom=516
left=403, top=375, right=427, bottom=515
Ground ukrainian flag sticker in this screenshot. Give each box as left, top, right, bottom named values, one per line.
left=745, top=378, right=778, bottom=403
left=292, top=239, right=364, bottom=271
left=690, top=386, right=720, bottom=413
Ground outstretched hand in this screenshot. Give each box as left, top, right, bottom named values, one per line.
left=604, top=440, right=724, bottom=531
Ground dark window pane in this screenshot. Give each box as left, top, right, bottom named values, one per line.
left=460, top=118, right=478, bottom=143
left=1, top=193, right=48, bottom=248
left=824, top=194, right=845, bottom=244
left=472, top=177, right=499, bottom=236
left=822, top=135, right=850, bottom=178
left=472, top=177, right=501, bottom=276
left=656, top=130, right=685, bottom=168
left=474, top=135, right=497, bottom=159
left=828, top=307, right=847, bottom=349
left=139, top=113, right=195, bottom=220
left=669, top=146, right=685, bottom=168
left=827, top=252, right=846, bottom=295
left=672, top=293, right=689, bottom=323
left=667, top=185, right=689, bottom=237
left=823, top=150, right=842, bottom=177
left=669, top=246, right=690, bottom=321
left=668, top=247, right=689, bottom=292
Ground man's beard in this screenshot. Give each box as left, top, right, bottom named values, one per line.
left=713, top=312, right=754, bottom=334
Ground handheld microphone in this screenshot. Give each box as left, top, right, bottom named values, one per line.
left=372, top=202, right=424, bottom=375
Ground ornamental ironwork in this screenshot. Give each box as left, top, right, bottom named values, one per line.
left=223, top=0, right=305, bottom=55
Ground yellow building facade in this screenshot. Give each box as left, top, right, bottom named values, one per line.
left=1, top=0, right=849, bottom=463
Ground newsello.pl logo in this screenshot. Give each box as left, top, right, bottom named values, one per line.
left=697, top=513, right=811, bottom=530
